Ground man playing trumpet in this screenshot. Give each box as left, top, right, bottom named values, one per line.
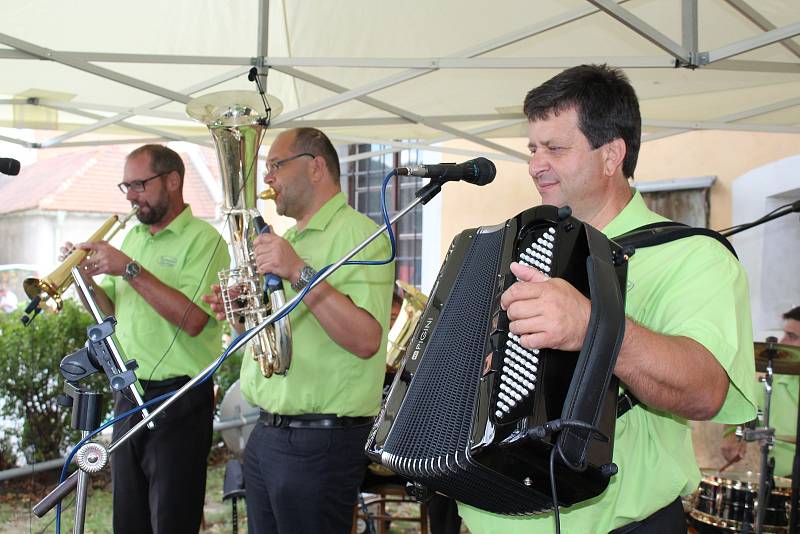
left=62, top=144, right=230, bottom=534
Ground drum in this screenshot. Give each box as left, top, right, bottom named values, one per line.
left=218, top=379, right=259, bottom=456
left=689, top=470, right=791, bottom=533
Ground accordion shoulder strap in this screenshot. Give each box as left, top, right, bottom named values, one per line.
left=612, top=221, right=738, bottom=259
left=612, top=221, right=738, bottom=418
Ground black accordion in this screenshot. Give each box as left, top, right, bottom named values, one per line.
left=366, top=205, right=628, bottom=515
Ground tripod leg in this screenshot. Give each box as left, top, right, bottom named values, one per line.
left=231, top=497, right=238, bottom=534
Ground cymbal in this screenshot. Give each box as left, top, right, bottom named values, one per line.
left=754, top=341, right=800, bottom=374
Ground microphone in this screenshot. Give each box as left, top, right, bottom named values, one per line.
left=396, top=157, right=496, bottom=186
left=253, top=216, right=283, bottom=296
left=0, top=158, right=21, bottom=176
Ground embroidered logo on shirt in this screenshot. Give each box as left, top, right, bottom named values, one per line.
left=158, top=256, right=177, bottom=267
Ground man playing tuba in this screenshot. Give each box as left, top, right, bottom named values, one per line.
left=205, top=127, right=395, bottom=534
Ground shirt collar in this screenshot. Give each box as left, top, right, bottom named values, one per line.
left=133, top=204, right=193, bottom=236
left=602, top=188, right=667, bottom=238
left=290, top=192, right=347, bottom=237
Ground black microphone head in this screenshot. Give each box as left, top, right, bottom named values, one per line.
left=248, top=67, right=258, bottom=82
left=467, top=157, right=495, bottom=186
left=0, top=158, right=21, bottom=176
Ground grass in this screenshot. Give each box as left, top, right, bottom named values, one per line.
left=0, top=451, right=459, bottom=534
left=0, top=451, right=244, bottom=534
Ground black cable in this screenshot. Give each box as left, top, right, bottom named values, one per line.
left=528, top=419, right=610, bottom=444
left=142, top=228, right=228, bottom=388
left=549, top=446, right=561, bottom=534
left=146, top=68, right=272, bottom=386
left=535, top=418, right=612, bottom=534
left=717, top=200, right=795, bottom=234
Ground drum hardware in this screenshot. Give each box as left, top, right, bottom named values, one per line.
left=750, top=338, right=800, bottom=533
left=754, top=342, right=800, bottom=375
left=756, top=338, right=779, bottom=534
left=689, top=470, right=792, bottom=533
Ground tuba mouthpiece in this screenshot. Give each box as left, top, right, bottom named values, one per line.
left=259, top=188, right=277, bottom=201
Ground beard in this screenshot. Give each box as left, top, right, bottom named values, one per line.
left=135, top=195, right=169, bottom=225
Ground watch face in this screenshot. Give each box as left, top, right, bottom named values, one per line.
left=126, top=261, right=140, bottom=279
left=292, top=265, right=316, bottom=292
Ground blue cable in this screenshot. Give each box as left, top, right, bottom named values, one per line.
left=54, top=168, right=400, bottom=532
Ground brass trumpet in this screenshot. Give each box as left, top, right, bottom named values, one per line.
left=23, top=207, right=139, bottom=311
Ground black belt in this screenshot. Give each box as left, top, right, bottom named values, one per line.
left=259, top=411, right=373, bottom=429
left=608, top=497, right=685, bottom=534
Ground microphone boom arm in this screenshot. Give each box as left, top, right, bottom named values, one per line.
left=33, top=178, right=442, bottom=518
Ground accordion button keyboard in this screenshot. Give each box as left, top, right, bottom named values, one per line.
left=494, top=331, right=545, bottom=422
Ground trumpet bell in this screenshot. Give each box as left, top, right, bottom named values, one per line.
left=22, top=207, right=138, bottom=314
left=23, top=278, right=63, bottom=309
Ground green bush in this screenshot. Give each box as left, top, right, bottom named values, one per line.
left=214, top=330, right=243, bottom=401
left=0, top=300, right=110, bottom=463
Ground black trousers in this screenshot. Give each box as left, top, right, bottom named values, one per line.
left=111, top=377, right=214, bottom=534
left=609, top=497, right=687, bottom=534
left=428, top=493, right=462, bottom=534
left=243, top=420, right=372, bottom=534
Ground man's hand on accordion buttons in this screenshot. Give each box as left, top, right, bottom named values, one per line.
left=501, top=262, right=591, bottom=352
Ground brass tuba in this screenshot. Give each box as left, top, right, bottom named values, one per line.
left=386, top=280, right=428, bottom=370
left=187, top=90, right=292, bottom=377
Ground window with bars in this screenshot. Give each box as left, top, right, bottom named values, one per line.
left=339, top=144, right=424, bottom=288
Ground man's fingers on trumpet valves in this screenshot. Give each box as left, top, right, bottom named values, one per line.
left=59, top=242, right=77, bottom=262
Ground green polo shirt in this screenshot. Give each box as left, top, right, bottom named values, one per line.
left=240, top=192, right=395, bottom=417
left=460, top=190, right=757, bottom=533
left=99, top=205, right=230, bottom=381
left=762, top=374, right=798, bottom=477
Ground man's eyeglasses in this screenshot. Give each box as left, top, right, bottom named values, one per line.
left=117, top=172, right=169, bottom=194
left=265, top=153, right=315, bottom=175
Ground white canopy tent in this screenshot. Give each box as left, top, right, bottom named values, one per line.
left=0, top=0, right=798, bottom=163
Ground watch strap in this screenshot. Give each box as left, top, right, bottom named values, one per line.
left=291, top=264, right=316, bottom=292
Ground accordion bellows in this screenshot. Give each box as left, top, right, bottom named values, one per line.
left=366, top=205, right=628, bottom=515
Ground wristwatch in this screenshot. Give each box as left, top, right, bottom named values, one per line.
left=291, top=264, right=316, bottom=292
left=123, top=260, right=141, bottom=281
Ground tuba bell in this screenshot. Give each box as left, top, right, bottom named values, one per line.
left=187, top=90, right=292, bottom=378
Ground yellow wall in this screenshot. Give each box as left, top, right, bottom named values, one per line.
left=636, top=130, right=800, bottom=231
left=437, top=139, right=532, bottom=260
left=435, top=131, right=800, bottom=262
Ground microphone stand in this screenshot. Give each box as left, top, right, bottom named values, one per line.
left=749, top=343, right=776, bottom=534
left=71, top=267, right=154, bottom=428
left=721, top=200, right=800, bottom=533
left=33, top=178, right=445, bottom=520
left=41, top=268, right=152, bottom=534
left=720, top=200, right=800, bottom=238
